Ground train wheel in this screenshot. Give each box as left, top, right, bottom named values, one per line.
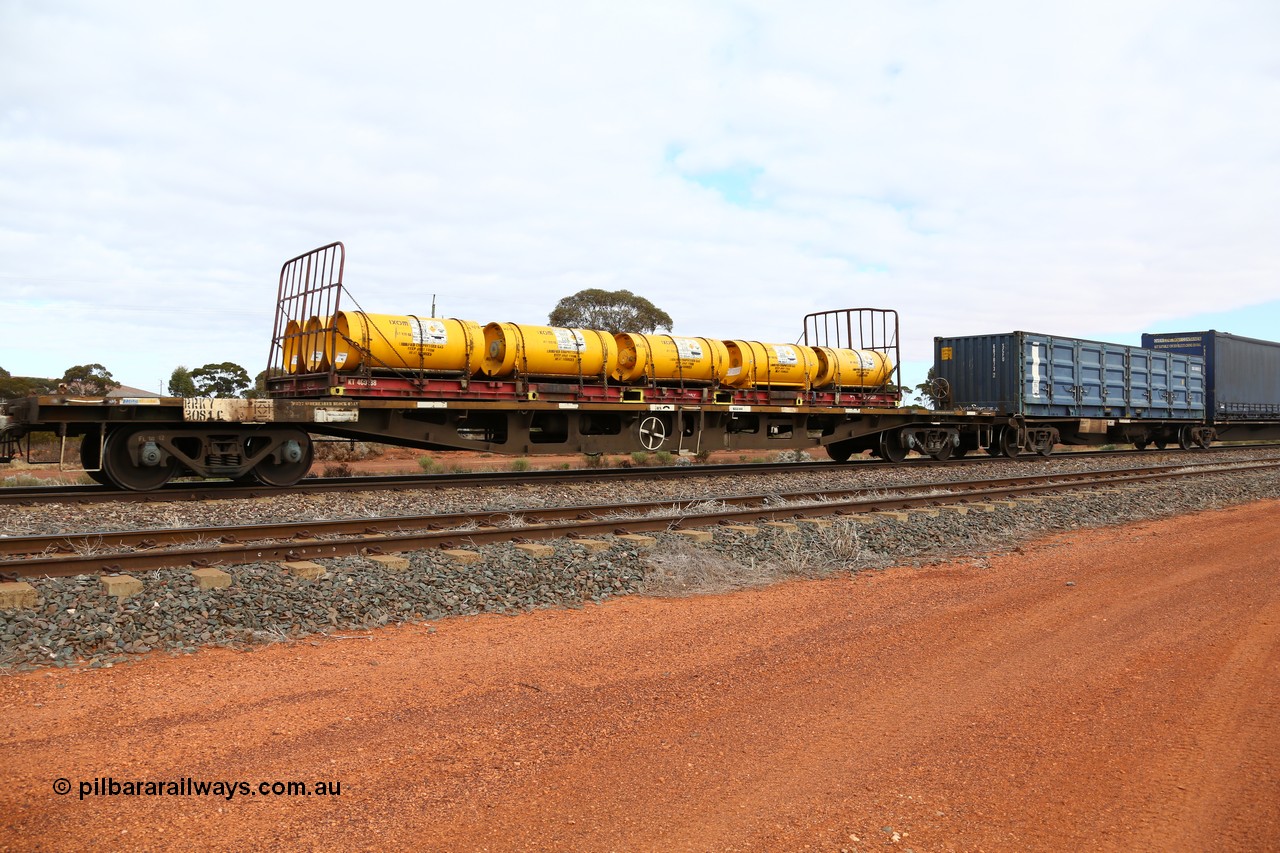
left=1133, top=439, right=1149, bottom=450
left=251, top=431, right=313, bottom=487
left=1178, top=426, right=1196, bottom=451
left=929, top=443, right=953, bottom=461
left=878, top=429, right=908, bottom=463
left=994, top=426, right=1021, bottom=458
left=1037, top=441, right=1054, bottom=457
left=102, top=428, right=177, bottom=491
left=78, top=428, right=111, bottom=485
left=826, top=442, right=854, bottom=463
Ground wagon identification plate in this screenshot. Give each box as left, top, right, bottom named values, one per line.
left=184, top=398, right=277, bottom=423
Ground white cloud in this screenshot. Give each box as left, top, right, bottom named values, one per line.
left=1, top=0, right=1277, bottom=391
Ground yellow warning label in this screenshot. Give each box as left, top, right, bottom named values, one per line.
left=941, top=346, right=953, bottom=361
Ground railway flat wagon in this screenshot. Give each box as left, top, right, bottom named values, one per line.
left=933, top=332, right=1211, bottom=450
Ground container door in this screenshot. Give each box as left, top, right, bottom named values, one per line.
left=1102, top=345, right=1128, bottom=412
left=1170, top=355, right=1192, bottom=414
left=1149, top=352, right=1171, bottom=416
left=1076, top=341, right=1105, bottom=414
left=1130, top=349, right=1152, bottom=412
left=1038, top=337, right=1073, bottom=415
left=1020, top=336, right=1053, bottom=415
left=1186, top=358, right=1206, bottom=415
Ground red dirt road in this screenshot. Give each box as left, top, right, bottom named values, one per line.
left=2, top=501, right=1278, bottom=852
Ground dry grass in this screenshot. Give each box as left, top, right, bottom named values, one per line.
left=642, top=519, right=878, bottom=597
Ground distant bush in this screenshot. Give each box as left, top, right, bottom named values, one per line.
left=653, top=450, right=674, bottom=466
left=630, top=451, right=652, bottom=466
left=418, top=455, right=441, bottom=474
left=509, top=458, right=531, bottom=472
left=321, top=462, right=355, bottom=478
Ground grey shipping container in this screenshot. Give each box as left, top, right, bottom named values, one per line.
left=934, top=332, right=1206, bottom=419
left=1141, top=331, right=1280, bottom=420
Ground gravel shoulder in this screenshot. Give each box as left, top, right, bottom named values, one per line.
left=1, top=496, right=1278, bottom=851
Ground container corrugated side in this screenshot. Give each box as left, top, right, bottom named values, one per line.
left=936, top=332, right=1205, bottom=419
left=1142, top=330, right=1280, bottom=419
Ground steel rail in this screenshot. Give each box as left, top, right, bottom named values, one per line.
left=3, top=458, right=1278, bottom=579
left=4, top=455, right=1279, bottom=559
left=2, top=443, right=1277, bottom=506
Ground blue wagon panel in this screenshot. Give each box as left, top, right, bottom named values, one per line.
left=1141, top=330, right=1280, bottom=420
left=935, top=332, right=1205, bottom=419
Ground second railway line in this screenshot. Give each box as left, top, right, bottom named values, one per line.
left=4, top=453, right=1279, bottom=579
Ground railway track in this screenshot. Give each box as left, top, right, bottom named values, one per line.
left=3, top=443, right=1277, bottom=506
left=4, top=456, right=1278, bottom=579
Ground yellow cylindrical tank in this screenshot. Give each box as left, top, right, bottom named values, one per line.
left=812, top=347, right=894, bottom=389
left=302, top=316, right=331, bottom=373
left=722, top=341, right=821, bottom=389
left=281, top=319, right=303, bottom=374
left=612, top=333, right=731, bottom=385
left=328, top=311, right=483, bottom=374
left=481, top=323, right=618, bottom=380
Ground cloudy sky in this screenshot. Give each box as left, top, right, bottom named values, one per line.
left=2, top=0, right=1278, bottom=394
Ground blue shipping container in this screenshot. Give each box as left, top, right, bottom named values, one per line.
left=934, top=332, right=1206, bottom=419
left=1140, top=331, right=1280, bottom=420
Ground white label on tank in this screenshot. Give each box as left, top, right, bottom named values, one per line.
left=334, top=352, right=347, bottom=366
left=1031, top=344, right=1042, bottom=398
left=727, top=366, right=741, bottom=376
left=289, top=355, right=298, bottom=368
left=555, top=329, right=586, bottom=351
left=773, top=345, right=798, bottom=366
left=857, top=351, right=877, bottom=370
left=412, top=320, right=448, bottom=347
left=675, top=337, right=703, bottom=360
left=311, top=350, right=324, bottom=363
